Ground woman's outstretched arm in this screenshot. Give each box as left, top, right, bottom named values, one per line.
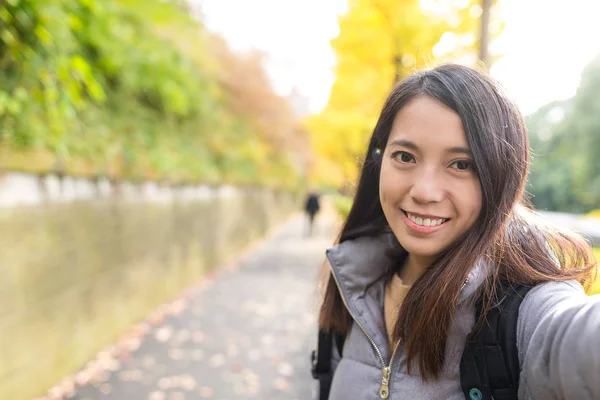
left=518, top=280, right=600, bottom=399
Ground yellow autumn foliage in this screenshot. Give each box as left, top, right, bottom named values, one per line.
left=307, top=0, right=501, bottom=188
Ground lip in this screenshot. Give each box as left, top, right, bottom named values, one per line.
left=402, top=211, right=449, bottom=234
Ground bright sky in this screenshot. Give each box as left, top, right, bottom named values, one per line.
left=491, top=0, right=600, bottom=114
left=197, top=0, right=600, bottom=116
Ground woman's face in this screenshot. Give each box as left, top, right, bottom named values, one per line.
left=379, top=95, right=482, bottom=264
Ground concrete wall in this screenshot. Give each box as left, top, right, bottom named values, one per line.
left=0, top=172, right=298, bottom=399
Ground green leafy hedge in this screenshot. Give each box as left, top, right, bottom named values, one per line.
left=0, top=0, right=299, bottom=187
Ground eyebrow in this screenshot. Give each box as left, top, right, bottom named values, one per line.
left=388, top=139, right=472, bottom=156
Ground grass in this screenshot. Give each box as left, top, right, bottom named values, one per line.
left=331, top=194, right=353, bottom=220
left=591, top=247, right=600, bottom=295
left=587, top=210, right=600, bottom=219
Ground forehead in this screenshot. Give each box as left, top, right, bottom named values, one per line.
left=388, top=96, right=467, bottom=148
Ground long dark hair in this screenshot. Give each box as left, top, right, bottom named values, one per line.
left=318, top=64, right=596, bottom=379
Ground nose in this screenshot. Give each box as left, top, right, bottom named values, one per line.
left=408, top=167, right=445, bottom=204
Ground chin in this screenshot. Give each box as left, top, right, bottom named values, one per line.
left=404, top=248, right=442, bottom=259
left=395, top=237, right=446, bottom=259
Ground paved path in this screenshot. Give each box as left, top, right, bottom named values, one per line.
left=58, top=211, right=337, bottom=400
left=538, top=211, right=600, bottom=246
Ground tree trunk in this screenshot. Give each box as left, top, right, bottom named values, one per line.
left=479, top=0, right=492, bottom=68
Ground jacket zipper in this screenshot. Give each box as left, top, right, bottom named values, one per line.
left=381, top=279, right=468, bottom=398
left=379, top=341, right=400, bottom=398
left=327, top=257, right=471, bottom=399
left=327, top=260, right=400, bottom=399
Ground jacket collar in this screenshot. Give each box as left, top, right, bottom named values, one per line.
left=325, top=234, right=397, bottom=302
left=326, top=234, right=489, bottom=302
left=325, top=234, right=491, bottom=356
left=325, top=234, right=490, bottom=339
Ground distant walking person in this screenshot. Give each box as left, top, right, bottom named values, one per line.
left=304, top=189, right=321, bottom=236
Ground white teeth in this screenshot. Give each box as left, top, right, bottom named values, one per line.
left=407, top=213, right=445, bottom=227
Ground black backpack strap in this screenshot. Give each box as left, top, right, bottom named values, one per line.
left=335, top=332, right=345, bottom=357
left=311, top=329, right=346, bottom=400
left=311, top=330, right=334, bottom=400
left=460, top=284, right=533, bottom=400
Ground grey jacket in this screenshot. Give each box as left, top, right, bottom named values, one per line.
left=326, top=235, right=600, bottom=399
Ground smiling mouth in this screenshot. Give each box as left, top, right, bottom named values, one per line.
left=402, top=210, right=450, bottom=227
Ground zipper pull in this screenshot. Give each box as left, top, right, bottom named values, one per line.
left=379, top=366, right=391, bottom=399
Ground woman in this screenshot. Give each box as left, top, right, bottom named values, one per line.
left=317, top=64, right=599, bottom=399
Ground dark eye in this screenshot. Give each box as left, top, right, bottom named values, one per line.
left=393, top=151, right=415, bottom=163
left=451, top=160, right=473, bottom=171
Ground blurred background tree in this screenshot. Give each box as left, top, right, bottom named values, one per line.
left=527, top=55, right=600, bottom=213
left=305, top=0, right=502, bottom=189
